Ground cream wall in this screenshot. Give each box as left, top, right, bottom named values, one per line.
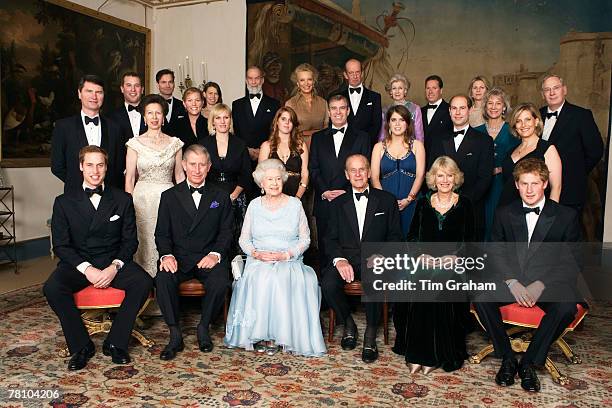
left=4, top=0, right=245, bottom=242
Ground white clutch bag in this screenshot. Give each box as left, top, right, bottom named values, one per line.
left=231, top=254, right=246, bottom=280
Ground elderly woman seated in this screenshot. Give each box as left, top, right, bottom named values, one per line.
left=224, top=159, right=326, bottom=357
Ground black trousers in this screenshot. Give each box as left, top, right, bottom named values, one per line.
left=321, top=264, right=382, bottom=328
left=43, top=262, right=152, bottom=354
left=474, top=300, right=577, bottom=366
left=155, top=263, right=230, bottom=330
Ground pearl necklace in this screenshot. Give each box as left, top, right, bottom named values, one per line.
left=433, top=193, right=454, bottom=211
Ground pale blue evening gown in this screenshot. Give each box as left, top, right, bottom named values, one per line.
left=224, top=196, right=326, bottom=357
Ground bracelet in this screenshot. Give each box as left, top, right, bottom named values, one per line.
left=299, top=182, right=308, bottom=189
left=407, top=193, right=416, bottom=201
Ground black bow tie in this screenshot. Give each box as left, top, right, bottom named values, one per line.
left=249, top=93, right=261, bottom=99
left=85, top=186, right=103, bottom=197
left=426, top=104, right=438, bottom=109
left=189, top=185, right=205, bottom=195
left=546, top=111, right=558, bottom=119
left=166, top=98, right=172, bottom=104
left=453, top=129, right=465, bottom=137
left=84, top=116, right=99, bottom=126
left=333, top=127, right=345, bottom=134
left=523, top=206, right=541, bottom=215
left=127, top=104, right=139, bottom=112
left=355, top=189, right=369, bottom=201
left=349, top=87, right=361, bottom=94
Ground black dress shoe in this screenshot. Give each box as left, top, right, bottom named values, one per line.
left=495, top=357, right=518, bottom=386
left=198, top=332, right=214, bottom=353
left=362, top=344, right=379, bottom=363
left=160, top=340, right=185, bottom=361
left=340, top=327, right=358, bottom=351
left=102, top=341, right=131, bottom=364
left=519, top=365, right=541, bottom=392
left=68, top=341, right=95, bottom=371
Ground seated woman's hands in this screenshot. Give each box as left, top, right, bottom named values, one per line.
left=252, top=250, right=290, bottom=262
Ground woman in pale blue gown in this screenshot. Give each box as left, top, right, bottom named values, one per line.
left=224, top=159, right=326, bottom=357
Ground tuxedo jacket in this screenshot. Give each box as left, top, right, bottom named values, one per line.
left=421, top=99, right=452, bottom=150
left=324, top=188, right=403, bottom=268
left=155, top=181, right=233, bottom=274
left=107, top=105, right=146, bottom=145
left=51, top=114, right=125, bottom=191
left=428, top=126, right=494, bottom=206
left=173, top=115, right=209, bottom=151
left=340, top=86, right=382, bottom=147
left=490, top=199, right=581, bottom=299
left=162, top=96, right=187, bottom=136
left=51, top=186, right=138, bottom=270
left=231, top=94, right=280, bottom=149
left=308, top=125, right=371, bottom=218
left=539, top=101, right=604, bottom=206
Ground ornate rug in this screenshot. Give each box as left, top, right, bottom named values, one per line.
left=0, top=284, right=610, bottom=407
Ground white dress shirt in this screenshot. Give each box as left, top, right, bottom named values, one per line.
left=81, top=111, right=101, bottom=146
left=523, top=197, right=545, bottom=245
left=332, top=125, right=347, bottom=157
left=125, top=102, right=142, bottom=138
left=249, top=92, right=262, bottom=116
left=348, top=84, right=364, bottom=115
left=426, top=98, right=443, bottom=124
left=542, top=102, right=564, bottom=141
left=453, top=125, right=469, bottom=151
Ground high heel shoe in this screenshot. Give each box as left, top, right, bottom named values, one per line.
left=407, top=363, right=422, bottom=374
left=422, top=365, right=438, bottom=375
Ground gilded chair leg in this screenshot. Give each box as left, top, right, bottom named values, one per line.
left=545, top=357, right=569, bottom=385
left=131, top=329, right=155, bottom=348
left=328, top=309, right=336, bottom=342
left=469, top=344, right=495, bottom=364
left=556, top=337, right=582, bottom=364
left=383, top=302, right=389, bottom=345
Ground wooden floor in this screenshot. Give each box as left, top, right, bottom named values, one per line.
left=0, top=255, right=55, bottom=295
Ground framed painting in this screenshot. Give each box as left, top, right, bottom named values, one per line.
left=0, top=0, right=150, bottom=167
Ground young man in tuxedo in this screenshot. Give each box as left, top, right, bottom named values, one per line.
left=539, top=74, right=603, bottom=213
left=44, top=146, right=152, bottom=371
left=321, top=154, right=403, bottom=363
left=108, top=71, right=146, bottom=144
left=232, top=66, right=280, bottom=198
left=475, top=158, right=581, bottom=392
left=421, top=75, right=452, bottom=151
left=428, top=94, right=494, bottom=240
left=154, top=144, right=233, bottom=360
left=309, top=94, right=371, bottom=266
left=340, top=59, right=382, bottom=147
left=51, top=74, right=125, bottom=191
left=156, top=68, right=186, bottom=136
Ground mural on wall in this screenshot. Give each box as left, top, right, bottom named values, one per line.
left=247, top=0, right=612, bottom=240
left=0, top=0, right=150, bottom=167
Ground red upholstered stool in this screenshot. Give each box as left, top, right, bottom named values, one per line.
left=328, top=281, right=389, bottom=345
left=60, top=286, right=154, bottom=357
left=469, top=303, right=588, bottom=385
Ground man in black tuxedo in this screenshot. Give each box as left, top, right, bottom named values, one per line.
left=475, top=158, right=581, bottom=392
left=44, top=146, right=152, bottom=371
left=539, top=74, right=603, bottom=213
left=154, top=144, right=233, bottom=360
left=309, top=94, right=371, bottom=266
left=107, top=71, right=146, bottom=144
left=232, top=66, right=280, bottom=198
left=340, top=59, right=382, bottom=147
left=156, top=68, right=186, bottom=136
left=321, top=154, right=403, bottom=363
left=51, top=74, right=125, bottom=191
left=428, top=94, right=494, bottom=240
left=421, top=75, right=452, bottom=151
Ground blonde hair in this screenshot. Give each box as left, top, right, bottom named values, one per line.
left=482, top=87, right=511, bottom=121
left=290, top=63, right=319, bottom=97
left=426, top=156, right=464, bottom=191
left=508, top=103, right=543, bottom=138
left=207, top=103, right=234, bottom=135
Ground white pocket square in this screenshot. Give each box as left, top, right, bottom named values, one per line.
left=466, top=152, right=473, bottom=156
left=109, top=215, right=120, bottom=221
left=367, top=102, right=373, bottom=106
left=266, top=109, right=271, bottom=112
left=375, top=212, right=385, bottom=216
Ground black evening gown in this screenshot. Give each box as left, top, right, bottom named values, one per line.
left=270, top=151, right=302, bottom=196
left=392, top=193, right=474, bottom=371
left=497, top=138, right=551, bottom=207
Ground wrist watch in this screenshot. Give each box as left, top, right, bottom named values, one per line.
left=112, top=261, right=122, bottom=271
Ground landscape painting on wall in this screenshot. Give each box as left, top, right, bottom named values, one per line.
left=0, top=0, right=150, bottom=167
left=247, top=0, right=612, bottom=240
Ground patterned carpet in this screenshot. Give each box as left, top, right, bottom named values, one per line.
left=0, top=284, right=611, bottom=407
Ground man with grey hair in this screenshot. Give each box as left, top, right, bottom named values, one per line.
left=154, top=144, right=233, bottom=360
left=539, top=74, right=603, bottom=212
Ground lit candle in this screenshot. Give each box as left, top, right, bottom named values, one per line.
left=204, top=62, right=208, bottom=83
left=185, top=56, right=190, bottom=77
left=201, top=61, right=205, bottom=83
left=178, top=64, right=183, bottom=83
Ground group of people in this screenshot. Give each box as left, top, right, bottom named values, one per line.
left=45, top=57, right=603, bottom=393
